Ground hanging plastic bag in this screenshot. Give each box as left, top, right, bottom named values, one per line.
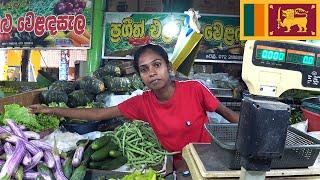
left=170, top=9, right=203, bottom=76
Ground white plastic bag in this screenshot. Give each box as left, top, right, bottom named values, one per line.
left=42, top=130, right=85, bottom=152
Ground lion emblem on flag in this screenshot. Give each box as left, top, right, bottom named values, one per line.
left=277, top=8, right=308, bottom=32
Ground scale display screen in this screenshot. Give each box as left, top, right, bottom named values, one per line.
left=252, top=41, right=320, bottom=89
left=256, top=45, right=286, bottom=62
left=287, top=50, right=315, bottom=66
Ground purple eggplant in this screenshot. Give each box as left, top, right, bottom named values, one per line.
left=0, top=127, right=11, bottom=134
left=6, top=119, right=27, bottom=139
left=5, top=136, right=39, bottom=155
left=52, top=138, right=67, bottom=180
left=24, top=172, right=40, bottom=179
left=23, top=131, right=40, bottom=140
left=0, top=140, right=26, bottom=179
left=18, top=125, right=26, bottom=130
left=3, top=142, right=14, bottom=157
left=22, top=152, right=32, bottom=166
left=25, top=151, right=44, bottom=171
left=5, top=134, right=41, bottom=155
left=0, top=160, right=5, bottom=166
left=30, top=140, right=52, bottom=151
left=53, top=153, right=68, bottom=180
left=44, top=150, right=55, bottom=168
left=72, top=140, right=88, bottom=167
left=3, top=126, right=11, bottom=132
left=0, top=143, right=4, bottom=154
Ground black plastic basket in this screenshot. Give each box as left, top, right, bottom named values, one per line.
left=205, top=123, right=320, bottom=170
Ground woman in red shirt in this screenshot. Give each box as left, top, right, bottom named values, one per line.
left=29, top=44, right=239, bottom=170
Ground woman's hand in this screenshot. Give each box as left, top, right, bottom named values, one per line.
left=216, top=104, right=239, bottom=123
left=28, top=104, right=51, bottom=114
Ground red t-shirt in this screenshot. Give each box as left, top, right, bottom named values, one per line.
left=117, top=80, right=220, bottom=152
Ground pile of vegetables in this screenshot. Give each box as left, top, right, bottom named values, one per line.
left=63, top=121, right=171, bottom=175
left=280, top=89, right=320, bottom=101
left=289, top=108, right=303, bottom=125
left=0, top=86, right=18, bottom=94
left=40, top=78, right=103, bottom=108
left=108, top=121, right=176, bottom=169
left=2, top=104, right=60, bottom=132
left=0, top=119, right=70, bottom=179
left=40, top=62, right=144, bottom=108
left=119, top=169, right=165, bottom=180
left=66, top=135, right=127, bottom=171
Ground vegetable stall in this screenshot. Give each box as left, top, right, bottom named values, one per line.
left=0, top=0, right=175, bottom=178
left=1, top=0, right=320, bottom=180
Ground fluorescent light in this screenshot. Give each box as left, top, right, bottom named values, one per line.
left=162, top=21, right=179, bottom=38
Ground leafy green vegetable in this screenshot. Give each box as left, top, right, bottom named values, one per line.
left=280, top=89, right=320, bottom=101
left=289, top=108, right=303, bottom=125
left=121, top=168, right=164, bottom=180
left=48, top=102, right=69, bottom=108
left=3, top=104, right=43, bottom=132
left=36, top=113, right=60, bottom=131
left=2, top=104, right=60, bottom=132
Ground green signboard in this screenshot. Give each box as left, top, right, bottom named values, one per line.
left=0, top=0, right=92, bottom=49
left=103, top=12, right=244, bottom=62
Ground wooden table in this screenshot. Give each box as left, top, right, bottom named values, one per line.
left=182, top=143, right=320, bottom=180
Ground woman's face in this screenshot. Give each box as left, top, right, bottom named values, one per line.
left=138, top=49, right=170, bottom=90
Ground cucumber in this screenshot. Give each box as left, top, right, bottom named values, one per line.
left=90, top=141, right=117, bottom=161
left=91, top=135, right=111, bottom=150
left=63, top=157, right=73, bottom=179
left=108, top=150, right=122, bottom=158
left=89, top=156, right=127, bottom=170
left=70, top=165, right=87, bottom=180
left=37, top=163, right=55, bottom=180
left=82, top=145, right=95, bottom=165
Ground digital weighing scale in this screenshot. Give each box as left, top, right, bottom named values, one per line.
left=182, top=40, right=320, bottom=180
left=239, top=40, right=320, bottom=180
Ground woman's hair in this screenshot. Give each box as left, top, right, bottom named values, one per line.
left=133, top=44, right=169, bottom=73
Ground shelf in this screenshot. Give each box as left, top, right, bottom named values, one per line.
left=194, top=59, right=242, bottom=64
left=102, top=57, right=243, bottom=64
left=210, top=88, right=234, bottom=98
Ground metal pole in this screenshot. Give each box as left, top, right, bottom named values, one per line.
left=21, top=50, right=31, bottom=81
left=87, top=0, right=105, bottom=75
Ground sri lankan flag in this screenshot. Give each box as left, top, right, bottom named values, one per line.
left=243, top=4, right=265, bottom=37
left=241, top=0, right=319, bottom=40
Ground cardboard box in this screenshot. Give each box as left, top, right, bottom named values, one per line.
left=192, top=0, right=240, bottom=15
left=139, top=0, right=163, bottom=12
left=108, top=0, right=139, bottom=12
left=0, top=88, right=44, bottom=113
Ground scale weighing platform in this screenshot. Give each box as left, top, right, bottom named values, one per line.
left=182, top=143, right=320, bottom=179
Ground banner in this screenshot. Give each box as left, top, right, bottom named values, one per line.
left=0, top=0, right=92, bottom=49
left=103, top=12, right=244, bottom=62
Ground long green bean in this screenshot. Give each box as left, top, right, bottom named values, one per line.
left=110, top=121, right=172, bottom=169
